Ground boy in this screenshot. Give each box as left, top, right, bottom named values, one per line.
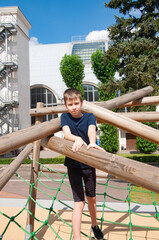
left=61, top=88, right=104, bottom=240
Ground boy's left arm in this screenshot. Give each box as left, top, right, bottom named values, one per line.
left=87, top=125, right=105, bottom=152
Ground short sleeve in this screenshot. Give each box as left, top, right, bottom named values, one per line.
left=88, top=113, right=96, bottom=127
left=61, top=113, right=69, bottom=128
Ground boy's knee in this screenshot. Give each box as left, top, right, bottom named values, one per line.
left=86, top=196, right=96, bottom=203
left=74, top=201, right=85, bottom=210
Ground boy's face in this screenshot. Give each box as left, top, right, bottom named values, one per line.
left=65, top=97, right=83, bottom=118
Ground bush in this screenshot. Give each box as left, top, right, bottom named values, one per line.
left=99, top=123, right=119, bottom=153
left=136, top=122, right=158, bottom=154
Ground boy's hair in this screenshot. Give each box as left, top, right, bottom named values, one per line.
left=64, top=88, right=83, bottom=104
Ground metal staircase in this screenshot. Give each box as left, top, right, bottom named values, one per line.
left=0, top=96, right=18, bottom=110
left=0, top=14, right=18, bottom=135
left=0, top=23, right=17, bottom=42
left=0, top=61, right=18, bottom=78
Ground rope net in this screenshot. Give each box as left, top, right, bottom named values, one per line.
left=0, top=160, right=159, bottom=240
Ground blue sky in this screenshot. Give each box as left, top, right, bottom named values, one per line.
left=0, top=0, right=121, bottom=44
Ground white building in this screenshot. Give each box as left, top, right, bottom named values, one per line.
left=0, top=6, right=128, bottom=151
left=29, top=37, right=109, bottom=121
left=0, top=6, right=31, bottom=135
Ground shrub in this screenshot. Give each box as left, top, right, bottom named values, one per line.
left=99, top=123, right=119, bottom=153
left=136, top=122, right=158, bottom=154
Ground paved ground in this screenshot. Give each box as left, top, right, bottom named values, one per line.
left=0, top=150, right=159, bottom=240
left=0, top=150, right=130, bottom=202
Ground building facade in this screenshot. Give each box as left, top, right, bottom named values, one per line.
left=29, top=38, right=108, bottom=119
left=0, top=6, right=31, bottom=135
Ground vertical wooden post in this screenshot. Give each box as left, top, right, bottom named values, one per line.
left=25, top=102, right=43, bottom=239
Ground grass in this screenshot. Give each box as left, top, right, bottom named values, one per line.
left=129, top=185, right=159, bottom=204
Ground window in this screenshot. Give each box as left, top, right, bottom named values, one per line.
left=30, top=87, right=58, bottom=124
left=72, top=42, right=105, bottom=62
left=83, top=84, right=99, bottom=102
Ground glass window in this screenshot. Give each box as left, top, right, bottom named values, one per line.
left=30, top=87, right=57, bottom=125
left=83, top=84, right=99, bottom=102
left=72, top=41, right=105, bottom=62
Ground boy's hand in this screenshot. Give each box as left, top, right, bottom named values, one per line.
left=72, top=136, right=87, bottom=152
left=87, top=143, right=105, bottom=152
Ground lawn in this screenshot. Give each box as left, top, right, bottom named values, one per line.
left=130, top=185, right=159, bottom=204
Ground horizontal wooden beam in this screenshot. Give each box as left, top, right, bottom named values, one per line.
left=118, top=111, right=159, bottom=122
left=94, top=86, right=154, bottom=109
left=30, top=104, right=67, bottom=116
left=29, top=86, right=154, bottom=116
left=1, top=106, right=159, bottom=155
left=118, top=96, right=159, bottom=108
left=41, top=136, right=159, bottom=194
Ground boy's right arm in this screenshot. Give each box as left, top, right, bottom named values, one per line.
left=62, top=126, right=87, bottom=152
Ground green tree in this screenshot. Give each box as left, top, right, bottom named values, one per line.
left=91, top=49, right=120, bottom=100
left=60, top=54, right=85, bottom=95
left=104, top=0, right=159, bottom=94
left=91, top=49, right=119, bottom=153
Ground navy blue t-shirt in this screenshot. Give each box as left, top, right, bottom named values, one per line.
left=61, top=112, right=97, bottom=169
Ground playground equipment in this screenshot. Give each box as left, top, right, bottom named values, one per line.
left=0, top=86, right=159, bottom=239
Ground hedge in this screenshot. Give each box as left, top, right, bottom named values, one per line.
left=0, top=154, right=159, bottom=164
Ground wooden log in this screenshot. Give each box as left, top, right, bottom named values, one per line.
left=118, top=96, right=159, bottom=108
left=29, top=96, right=159, bottom=117
left=30, top=104, right=67, bottom=116
left=29, top=86, right=154, bottom=116
left=82, top=101, right=159, bottom=144
left=26, top=103, right=43, bottom=238
left=0, top=143, right=32, bottom=190
left=1, top=106, right=159, bottom=156
left=97, top=111, right=159, bottom=123
left=94, top=86, right=154, bottom=109
left=0, top=117, right=61, bottom=155
left=41, top=136, right=159, bottom=194
left=117, top=111, right=159, bottom=122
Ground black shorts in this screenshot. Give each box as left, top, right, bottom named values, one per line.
left=67, top=167, right=96, bottom=202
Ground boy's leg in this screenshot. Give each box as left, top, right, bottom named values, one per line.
left=72, top=201, right=85, bottom=240
left=83, top=168, right=104, bottom=239
left=83, top=167, right=97, bottom=226
left=86, top=196, right=97, bottom=227
left=67, top=168, right=85, bottom=240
